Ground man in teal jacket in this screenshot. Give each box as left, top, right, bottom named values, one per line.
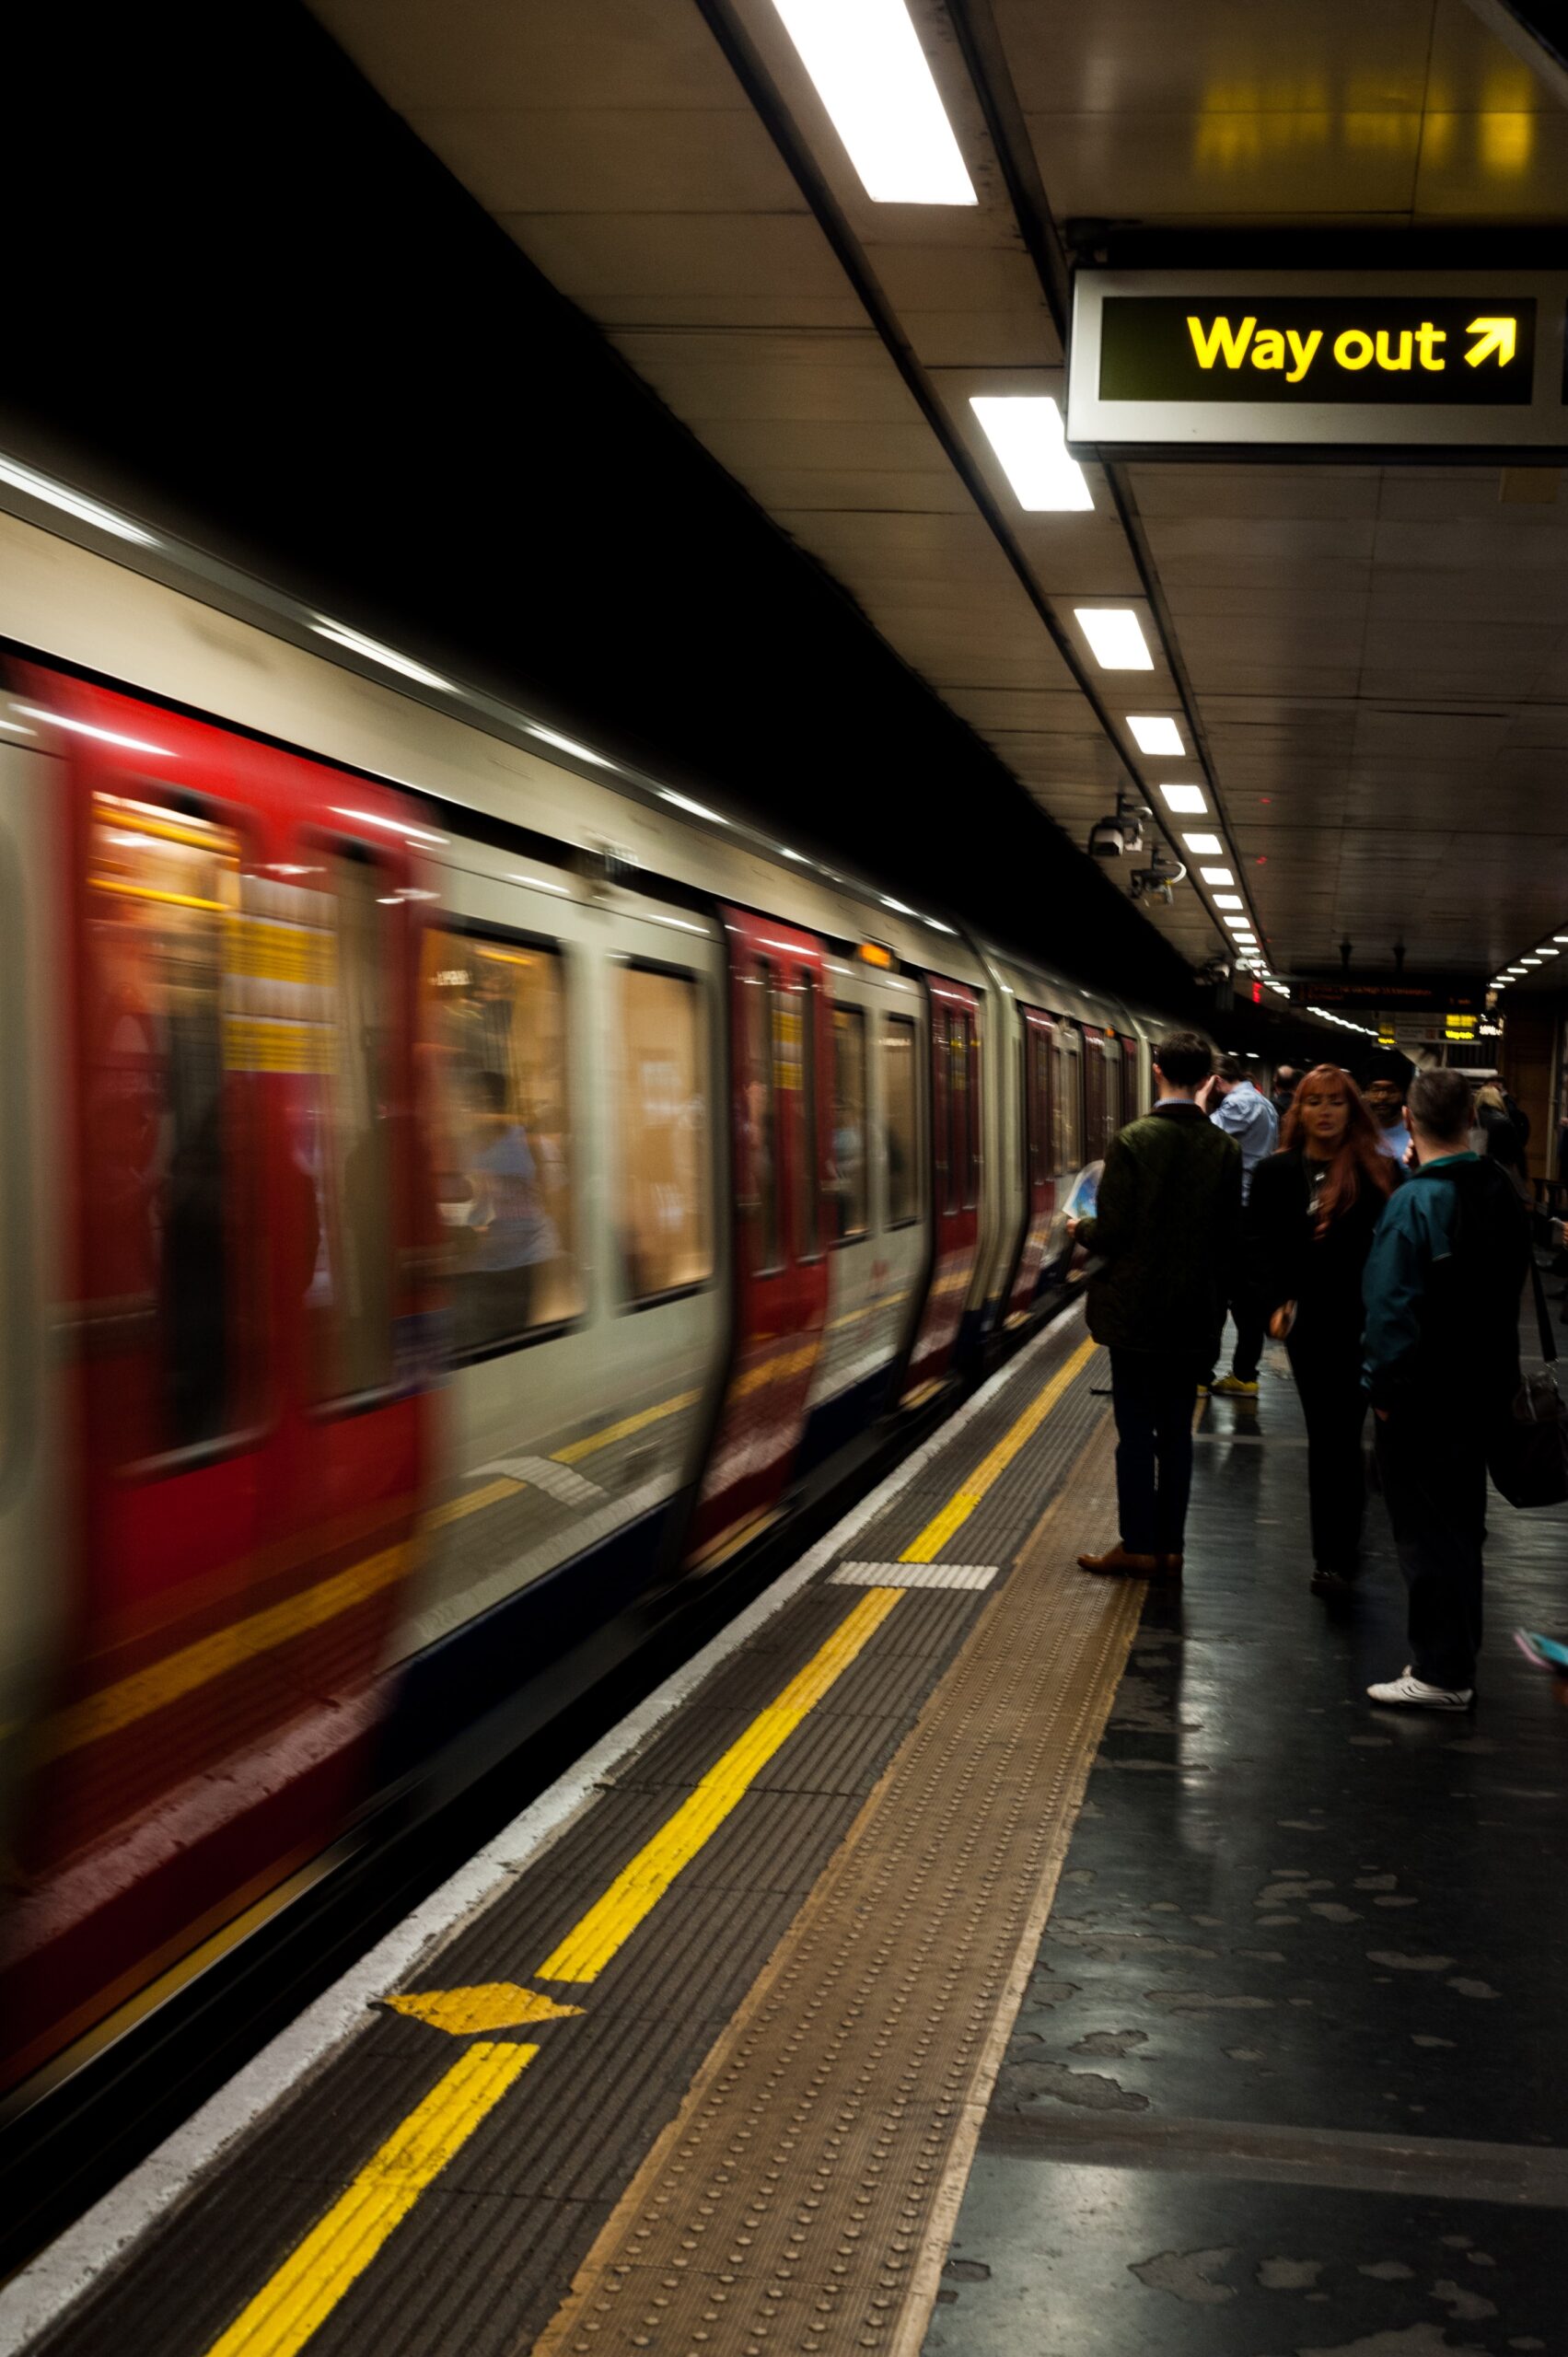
left=1363, top=1065, right=1529, bottom=1710
left=1071, top=1031, right=1242, bottom=1580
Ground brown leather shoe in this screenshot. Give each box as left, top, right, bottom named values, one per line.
left=1154, top=1553, right=1184, bottom=1579
left=1076, top=1545, right=1159, bottom=1578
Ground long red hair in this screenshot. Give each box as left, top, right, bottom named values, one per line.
left=1279, top=1063, right=1399, bottom=1234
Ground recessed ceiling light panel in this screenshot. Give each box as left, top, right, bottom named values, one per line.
left=771, top=0, right=977, bottom=204
left=1126, top=714, right=1183, bottom=757
left=1160, top=783, right=1208, bottom=815
left=1074, top=607, right=1153, bottom=670
left=970, top=397, right=1091, bottom=511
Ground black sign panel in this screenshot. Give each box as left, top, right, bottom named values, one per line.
left=1099, top=297, right=1536, bottom=407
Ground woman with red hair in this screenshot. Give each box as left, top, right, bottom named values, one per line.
left=1249, top=1064, right=1404, bottom=1597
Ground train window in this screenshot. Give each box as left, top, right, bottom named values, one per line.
left=617, top=964, right=712, bottom=1302
left=85, top=790, right=247, bottom=1458
left=305, top=850, right=395, bottom=1399
left=941, top=1010, right=958, bottom=1215
left=745, top=961, right=781, bottom=1275
left=884, top=1012, right=919, bottom=1227
left=830, top=1004, right=868, bottom=1240
left=1054, top=1036, right=1083, bottom=1172
left=1027, top=1024, right=1049, bottom=1189
left=796, top=972, right=821, bottom=1261
left=959, top=1011, right=980, bottom=1210
left=424, top=924, right=580, bottom=1353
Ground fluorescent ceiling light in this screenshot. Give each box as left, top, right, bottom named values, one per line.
left=13, top=703, right=175, bottom=758
left=528, top=724, right=614, bottom=770
left=1225, top=914, right=1254, bottom=932
left=1126, top=715, right=1184, bottom=757
left=1213, top=892, right=1244, bottom=910
left=1198, top=866, right=1234, bottom=887
left=970, top=397, right=1091, bottom=512
left=1554, top=934, right=1568, bottom=944
left=1160, top=783, right=1208, bottom=815
left=660, top=788, right=726, bottom=824
left=311, top=618, right=450, bottom=691
left=770, top=0, right=976, bottom=204
left=1183, top=831, right=1222, bottom=855
left=779, top=846, right=807, bottom=861
left=924, top=917, right=957, bottom=934
left=1522, top=956, right=1542, bottom=965
left=0, top=451, right=158, bottom=547
left=1539, top=946, right=1561, bottom=956
left=1074, top=607, right=1153, bottom=669
left=882, top=895, right=913, bottom=914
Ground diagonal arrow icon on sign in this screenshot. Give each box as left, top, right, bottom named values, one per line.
left=1466, top=316, right=1517, bottom=367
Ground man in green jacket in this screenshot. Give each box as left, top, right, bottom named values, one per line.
left=1070, top=1030, right=1242, bottom=1580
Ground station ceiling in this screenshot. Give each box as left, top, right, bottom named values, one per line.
left=313, top=0, right=1568, bottom=995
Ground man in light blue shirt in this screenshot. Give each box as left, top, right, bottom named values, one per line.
left=1201, top=1057, right=1278, bottom=1393
left=1365, top=1070, right=1412, bottom=1167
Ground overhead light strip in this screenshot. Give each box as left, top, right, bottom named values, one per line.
left=770, top=0, right=976, bottom=205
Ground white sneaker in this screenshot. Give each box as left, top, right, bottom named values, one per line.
left=1366, top=1666, right=1473, bottom=1712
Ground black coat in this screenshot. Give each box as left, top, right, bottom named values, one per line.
left=1247, top=1148, right=1403, bottom=1361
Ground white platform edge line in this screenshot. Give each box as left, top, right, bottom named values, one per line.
left=830, top=1563, right=999, bottom=1591
left=0, top=1300, right=1087, bottom=2353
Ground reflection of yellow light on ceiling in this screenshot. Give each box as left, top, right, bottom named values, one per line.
left=1343, top=112, right=1412, bottom=153
left=1483, top=65, right=1538, bottom=114
left=1480, top=112, right=1533, bottom=176
left=1421, top=111, right=1456, bottom=168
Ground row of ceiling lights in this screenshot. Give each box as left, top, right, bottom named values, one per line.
left=772, top=1, right=1260, bottom=971
left=1493, top=936, right=1568, bottom=988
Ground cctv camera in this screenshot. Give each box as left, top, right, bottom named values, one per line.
left=1089, top=816, right=1127, bottom=858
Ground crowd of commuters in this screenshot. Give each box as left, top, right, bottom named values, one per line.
left=1070, top=1034, right=1535, bottom=1712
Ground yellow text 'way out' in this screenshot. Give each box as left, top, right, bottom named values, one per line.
left=1185, top=312, right=1518, bottom=383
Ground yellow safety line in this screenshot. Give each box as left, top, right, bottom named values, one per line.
left=39, top=1545, right=409, bottom=1760
left=900, top=1335, right=1098, bottom=1564
left=424, top=1475, right=526, bottom=1531
left=203, top=2042, right=537, bottom=2357
left=552, top=1389, right=701, bottom=1465
left=190, top=1338, right=1100, bottom=2357
left=536, top=1585, right=903, bottom=1983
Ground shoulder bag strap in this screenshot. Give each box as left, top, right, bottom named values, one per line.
left=1528, top=1254, right=1558, bottom=1365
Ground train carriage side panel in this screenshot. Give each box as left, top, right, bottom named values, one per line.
left=0, top=668, right=434, bottom=2097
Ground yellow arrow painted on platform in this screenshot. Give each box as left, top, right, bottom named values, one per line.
left=1466, top=316, right=1517, bottom=367
left=382, top=1983, right=584, bottom=2036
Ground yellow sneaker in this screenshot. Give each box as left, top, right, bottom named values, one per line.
left=1211, top=1375, right=1259, bottom=1398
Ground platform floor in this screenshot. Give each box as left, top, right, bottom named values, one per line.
left=929, top=1334, right=1568, bottom=2357
left=7, top=1305, right=1567, bottom=2357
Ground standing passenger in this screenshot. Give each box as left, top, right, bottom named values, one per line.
left=1272, top=1065, right=1303, bottom=1124
left=1363, top=1068, right=1530, bottom=1710
left=1249, top=1066, right=1401, bottom=1598
left=1071, top=1032, right=1242, bottom=1582
left=1363, top=1055, right=1413, bottom=1166
left=1199, top=1055, right=1277, bottom=1395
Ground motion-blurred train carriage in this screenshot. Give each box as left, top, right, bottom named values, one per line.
left=0, top=504, right=1156, bottom=2115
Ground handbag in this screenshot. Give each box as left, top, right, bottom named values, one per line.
left=1488, top=1259, right=1568, bottom=1509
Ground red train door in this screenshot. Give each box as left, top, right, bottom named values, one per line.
left=1005, top=1006, right=1057, bottom=1325
left=689, top=908, right=831, bottom=1566
left=900, top=976, right=982, bottom=1406
left=2, top=669, right=432, bottom=2095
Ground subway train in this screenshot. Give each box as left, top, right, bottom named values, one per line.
left=0, top=503, right=1163, bottom=2116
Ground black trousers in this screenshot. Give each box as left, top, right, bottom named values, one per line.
left=1374, top=1414, right=1489, bottom=1690
left=1110, top=1348, right=1199, bottom=1556
left=1287, top=1336, right=1369, bottom=1573
left=1207, top=1284, right=1264, bottom=1383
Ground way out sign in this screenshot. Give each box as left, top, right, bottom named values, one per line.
left=1067, top=271, right=1568, bottom=458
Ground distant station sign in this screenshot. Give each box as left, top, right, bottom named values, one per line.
left=1289, top=976, right=1489, bottom=1016
left=1068, top=271, right=1568, bottom=459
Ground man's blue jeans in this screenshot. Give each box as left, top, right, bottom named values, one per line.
left=1110, top=1348, right=1199, bottom=1557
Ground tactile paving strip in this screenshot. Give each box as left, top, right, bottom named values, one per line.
left=530, top=1421, right=1140, bottom=2357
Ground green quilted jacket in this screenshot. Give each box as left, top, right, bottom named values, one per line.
left=1075, top=1104, right=1243, bottom=1362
